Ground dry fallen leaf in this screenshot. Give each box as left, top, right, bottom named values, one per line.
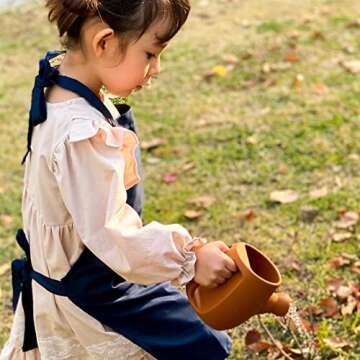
left=162, top=173, right=178, bottom=184
left=245, top=329, right=261, bottom=346
left=141, top=138, right=166, bottom=151
left=247, top=341, right=272, bottom=353
left=285, top=51, right=301, bottom=63
left=234, top=209, right=257, bottom=222
left=328, top=256, right=351, bottom=269
left=309, top=186, right=328, bottom=199
left=222, top=54, right=239, bottom=65
left=320, top=297, right=338, bottom=317
left=312, top=31, right=326, bottom=41
left=246, top=135, right=258, bottom=145
left=0, top=215, right=13, bottom=226
left=341, top=296, right=357, bottom=316
left=314, top=83, right=329, bottom=95
left=335, top=285, right=352, bottom=300
left=341, top=60, right=360, bottom=74
left=188, top=195, right=216, bottom=209
left=146, top=157, right=161, bottom=165
left=351, top=261, right=360, bottom=276
left=181, top=161, right=196, bottom=172
left=326, top=277, right=343, bottom=293
left=332, top=232, right=352, bottom=242
left=0, top=263, right=10, bottom=276
left=184, top=210, right=203, bottom=220
left=270, top=190, right=299, bottom=204
left=324, top=337, right=352, bottom=350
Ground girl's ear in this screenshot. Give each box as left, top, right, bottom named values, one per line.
left=92, top=27, right=116, bottom=58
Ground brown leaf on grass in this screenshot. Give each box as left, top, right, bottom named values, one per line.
left=309, top=186, right=328, bottom=199
left=270, top=190, right=299, bottom=204
left=301, top=318, right=319, bottom=333
left=244, top=329, right=261, bottom=346
left=162, top=173, right=178, bottom=184
left=0, top=215, right=13, bottom=226
left=285, top=51, right=300, bottom=63
left=314, top=83, right=329, bottom=95
left=326, top=277, right=343, bottom=293
left=246, top=135, right=258, bottom=145
left=328, top=256, right=351, bottom=269
left=146, top=157, right=161, bottom=165
left=347, top=19, right=360, bottom=28
left=332, top=232, right=352, bottom=242
left=141, top=138, right=166, bottom=151
left=351, top=261, right=360, bottom=276
left=341, top=252, right=358, bottom=261
left=269, top=62, right=292, bottom=72
left=183, top=210, right=203, bottom=220
left=341, top=60, right=360, bottom=75
left=262, top=63, right=271, bottom=74
left=337, top=211, right=359, bottom=225
left=245, top=330, right=272, bottom=353
left=323, top=337, right=352, bottom=350
left=188, top=195, right=216, bottom=209
left=234, top=209, right=257, bottom=222
left=351, top=284, right=360, bottom=299
left=181, top=161, right=196, bottom=172
left=335, top=286, right=353, bottom=301
left=299, top=206, right=319, bottom=222
left=312, top=31, right=326, bottom=41
left=301, top=305, right=322, bottom=318
left=341, top=296, right=357, bottom=316
left=320, top=297, right=338, bottom=317
left=283, top=257, right=301, bottom=273
left=248, top=341, right=273, bottom=353
left=222, top=54, right=239, bottom=65
left=0, top=263, right=10, bottom=276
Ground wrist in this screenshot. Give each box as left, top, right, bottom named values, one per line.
left=190, top=237, right=207, bottom=253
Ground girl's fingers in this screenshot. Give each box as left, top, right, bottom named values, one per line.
left=224, top=255, right=238, bottom=273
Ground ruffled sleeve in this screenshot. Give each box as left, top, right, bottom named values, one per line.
left=51, top=117, right=196, bottom=285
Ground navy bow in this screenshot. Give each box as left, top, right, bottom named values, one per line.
left=29, top=53, right=60, bottom=126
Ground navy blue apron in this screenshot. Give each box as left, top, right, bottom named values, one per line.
left=11, top=51, right=232, bottom=360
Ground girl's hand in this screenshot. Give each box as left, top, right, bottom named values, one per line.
left=193, top=241, right=238, bottom=288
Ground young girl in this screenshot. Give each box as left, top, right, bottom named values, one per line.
left=0, top=1, right=238, bottom=359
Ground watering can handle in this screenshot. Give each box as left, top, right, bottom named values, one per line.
left=187, top=243, right=250, bottom=299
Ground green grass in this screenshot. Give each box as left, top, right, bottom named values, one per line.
left=2, top=0, right=360, bottom=358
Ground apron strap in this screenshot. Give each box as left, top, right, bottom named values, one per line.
left=56, top=75, right=115, bottom=126
left=12, top=229, right=67, bottom=352
left=22, top=51, right=116, bottom=164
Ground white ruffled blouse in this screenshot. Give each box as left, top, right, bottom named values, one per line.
left=0, top=96, right=197, bottom=359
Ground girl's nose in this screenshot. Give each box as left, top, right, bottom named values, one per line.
left=151, top=57, right=161, bottom=76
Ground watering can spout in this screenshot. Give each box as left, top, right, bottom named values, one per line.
left=259, top=292, right=292, bottom=316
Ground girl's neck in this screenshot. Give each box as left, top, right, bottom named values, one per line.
left=46, top=50, right=103, bottom=103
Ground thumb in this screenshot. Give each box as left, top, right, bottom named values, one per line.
left=223, top=253, right=238, bottom=273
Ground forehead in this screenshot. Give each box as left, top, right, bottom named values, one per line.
left=138, top=20, right=171, bottom=47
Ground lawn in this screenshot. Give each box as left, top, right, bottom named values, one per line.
left=1, top=0, right=360, bottom=358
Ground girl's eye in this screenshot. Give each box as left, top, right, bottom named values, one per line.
left=146, top=52, right=155, bottom=60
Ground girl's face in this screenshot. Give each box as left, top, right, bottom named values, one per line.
left=96, top=21, right=169, bottom=98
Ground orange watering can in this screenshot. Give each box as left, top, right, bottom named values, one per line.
left=186, top=242, right=292, bottom=330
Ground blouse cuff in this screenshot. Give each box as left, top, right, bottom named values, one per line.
left=172, top=237, right=208, bottom=286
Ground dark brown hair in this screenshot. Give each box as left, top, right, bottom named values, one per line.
left=46, top=0, right=191, bottom=49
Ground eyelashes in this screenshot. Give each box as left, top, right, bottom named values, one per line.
left=146, top=52, right=156, bottom=60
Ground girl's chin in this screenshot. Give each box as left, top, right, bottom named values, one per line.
left=107, top=90, right=133, bottom=98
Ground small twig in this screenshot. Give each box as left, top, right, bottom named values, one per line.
left=257, top=315, right=294, bottom=360
left=276, top=317, right=290, bottom=332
